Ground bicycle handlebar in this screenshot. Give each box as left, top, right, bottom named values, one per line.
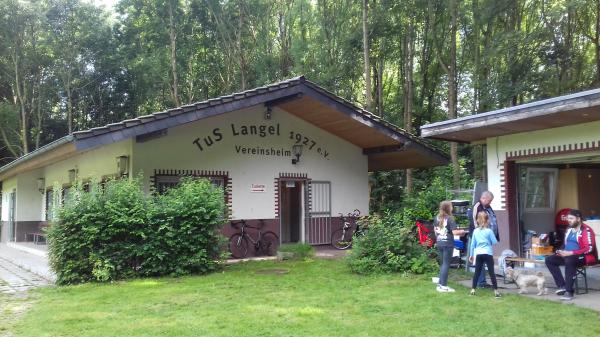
left=230, top=219, right=265, bottom=230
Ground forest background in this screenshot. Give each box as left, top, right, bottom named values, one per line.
left=2, top=0, right=600, bottom=211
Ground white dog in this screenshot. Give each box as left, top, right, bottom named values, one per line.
left=505, top=267, right=548, bottom=296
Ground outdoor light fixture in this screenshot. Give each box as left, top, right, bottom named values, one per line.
left=117, top=155, right=129, bottom=176
left=68, top=169, right=77, bottom=183
left=264, top=106, right=272, bottom=120
left=37, top=178, right=45, bottom=194
left=292, top=144, right=303, bottom=164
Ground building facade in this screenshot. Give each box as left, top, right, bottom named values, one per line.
left=422, top=89, right=600, bottom=254
left=1, top=77, right=448, bottom=247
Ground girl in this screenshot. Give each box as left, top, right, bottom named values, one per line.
left=469, top=211, right=501, bottom=297
left=434, top=201, right=465, bottom=293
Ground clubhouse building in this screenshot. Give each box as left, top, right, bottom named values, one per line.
left=0, top=76, right=448, bottom=249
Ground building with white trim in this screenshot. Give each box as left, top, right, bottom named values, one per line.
left=0, top=76, right=448, bottom=248
left=422, top=88, right=600, bottom=254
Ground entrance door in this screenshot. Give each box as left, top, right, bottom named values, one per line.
left=307, top=181, right=331, bottom=245
left=279, top=180, right=304, bottom=243
left=518, top=167, right=558, bottom=251
left=8, top=190, right=16, bottom=242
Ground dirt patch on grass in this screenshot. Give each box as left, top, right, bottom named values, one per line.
left=255, top=268, right=290, bottom=275
left=0, top=292, right=38, bottom=337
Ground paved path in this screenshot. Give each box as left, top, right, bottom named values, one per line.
left=0, top=256, right=50, bottom=293
left=0, top=244, right=54, bottom=294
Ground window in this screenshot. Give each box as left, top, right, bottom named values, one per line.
left=62, top=186, right=73, bottom=204
left=155, top=175, right=181, bottom=194
left=45, top=189, right=54, bottom=221
left=524, top=168, right=557, bottom=211
left=154, top=174, right=226, bottom=194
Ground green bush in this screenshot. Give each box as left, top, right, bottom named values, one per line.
left=346, top=213, right=437, bottom=275
left=277, top=243, right=314, bottom=260
left=47, top=177, right=227, bottom=285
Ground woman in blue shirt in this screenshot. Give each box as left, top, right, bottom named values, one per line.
left=469, top=211, right=501, bottom=298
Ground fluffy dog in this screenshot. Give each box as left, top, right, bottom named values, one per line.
left=505, top=267, right=548, bottom=295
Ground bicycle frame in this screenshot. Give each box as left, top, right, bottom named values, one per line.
left=234, top=221, right=263, bottom=246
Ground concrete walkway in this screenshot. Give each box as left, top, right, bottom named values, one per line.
left=0, top=244, right=54, bottom=294
left=456, top=265, right=600, bottom=312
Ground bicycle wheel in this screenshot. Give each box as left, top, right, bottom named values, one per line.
left=229, top=234, right=249, bottom=259
left=259, top=231, right=280, bottom=256
left=331, top=228, right=352, bottom=250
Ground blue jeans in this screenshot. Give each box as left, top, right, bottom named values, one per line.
left=477, top=265, right=487, bottom=286
left=437, top=245, right=453, bottom=286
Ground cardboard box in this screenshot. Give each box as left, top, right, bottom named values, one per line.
left=532, top=245, right=553, bottom=255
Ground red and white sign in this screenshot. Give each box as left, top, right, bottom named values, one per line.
left=251, top=184, right=266, bottom=193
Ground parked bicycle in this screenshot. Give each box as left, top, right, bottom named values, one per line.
left=228, top=219, right=280, bottom=259
left=330, top=209, right=363, bottom=250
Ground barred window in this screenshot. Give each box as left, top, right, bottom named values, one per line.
left=155, top=175, right=225, bottom=194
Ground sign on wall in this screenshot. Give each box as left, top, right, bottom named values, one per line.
left=191, top=123, right=331, bottom=161
left=251, top=184, right=266, bottom=193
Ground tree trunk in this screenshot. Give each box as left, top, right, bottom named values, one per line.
left=377, top=54, right=384, bottom=116
left=64, top=71, right=73, bottom=134
left=449, top=0, right=459, bottom=189
left=238, top=1, right=246, bottom=91
left=168, top=1, right=181, bottom=107
left=12, top=51, right=28, bottom=154
left=404, top=19, right=414, bottom=195
left=362, top=0, right=372, bottom=111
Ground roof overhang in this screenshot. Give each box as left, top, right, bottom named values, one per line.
left=421, top=88, right=600, bottom=143
left=0, top=77, right=448, bottom=180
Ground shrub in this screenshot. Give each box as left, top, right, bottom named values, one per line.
left=346, top=213, right=437, bottom=275
left=47, top=177, right=227, bottom=285
left=277, top=243, right=314, bottom=260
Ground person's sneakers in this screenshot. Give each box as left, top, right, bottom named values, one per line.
left=436, top=285, right=455, bottom=293
left=560, top=292, right=574, bottom=301
left=494, top=290, right=502, bottom=298
left=555, top=288, right=567, bottom=296
left=469, top=289, right=476, bottom=296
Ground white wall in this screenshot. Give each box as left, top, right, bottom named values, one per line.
left=43, top=139, right=132, bottom=188
left=486, top=120, right=600, bottom=211
left=132, top=106, right=370, bottom=219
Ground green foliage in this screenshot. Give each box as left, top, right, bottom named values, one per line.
left=277, top=243, right=314, bottom=260
left=47, top=177, right=226, bottom=285
left=346, top=213, right=437, bottom=275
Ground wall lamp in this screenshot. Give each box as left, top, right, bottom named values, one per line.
left=68, top=168, right=77, bottom=183
left=37, top=178, right=45, bottom=194
left=292, top=145, right=303, bottom=164
left=264, top=106, right=272, bottom=120
left=117, top=155, right=129, bottom=176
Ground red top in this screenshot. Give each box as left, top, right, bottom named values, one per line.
left=563, top=223, right=598, bottom=265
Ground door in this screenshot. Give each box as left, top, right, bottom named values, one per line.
left=8, top=190, right=16, bottom=242
left=279, top=180, right=303, bottom=243
left=307, top=181, right=331, bottom=245
left=519, top=167, right=558, bottom=241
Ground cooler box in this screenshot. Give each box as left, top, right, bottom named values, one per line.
left=586, top=219, right=600, bottom=249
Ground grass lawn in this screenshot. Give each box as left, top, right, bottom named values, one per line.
left=9, top=259, right=600, bottom=337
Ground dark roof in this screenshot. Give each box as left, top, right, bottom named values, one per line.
left=421, top=87, right=600, bottom=142
left=1, top=76, right=448, bottom=178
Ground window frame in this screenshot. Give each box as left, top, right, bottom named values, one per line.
left=523, top=167, right=558, bottom=212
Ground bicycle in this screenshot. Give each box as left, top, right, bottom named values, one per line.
left=228, top=219, right=280, bottom=259
left=330, top=209, right=363, bottom=250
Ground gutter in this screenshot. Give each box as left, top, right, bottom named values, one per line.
left=421, top=88, right=600, bottom=136
left=0, top=135, right=74, bottom=177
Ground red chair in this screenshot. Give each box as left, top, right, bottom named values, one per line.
left=416, top=220, right=435, bottom=248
